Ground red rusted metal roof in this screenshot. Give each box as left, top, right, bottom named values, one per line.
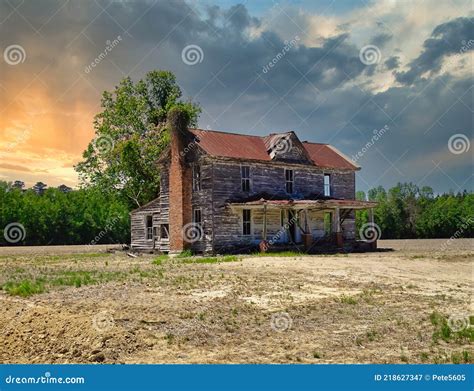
left=188, top=128, right=358, bottom=170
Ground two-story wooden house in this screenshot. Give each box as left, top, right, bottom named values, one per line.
left=131, top=114, right=376, bottom=254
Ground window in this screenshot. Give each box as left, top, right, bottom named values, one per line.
left=285, top=169, right=294, bottom=193
left=324, top=174, right=331, bottom=197
left=160, top=224, right=169, bottom=239
left=241, top=166, right=250, bottom=192
left=192, top=164, right=201, bottom=191
left=242, top=209, right=251, bottom=236
left=193, top=208, right=202, bottom=226
left=145, top=215, right=153, bottom=240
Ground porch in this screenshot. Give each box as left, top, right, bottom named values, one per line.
left=229, top=198, right=378, bottom=252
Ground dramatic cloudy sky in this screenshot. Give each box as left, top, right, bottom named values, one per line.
left=0, top=0, right=472, bottom=193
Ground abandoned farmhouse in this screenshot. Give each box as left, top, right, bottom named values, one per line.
left=131, top=118, right=377, bottom=254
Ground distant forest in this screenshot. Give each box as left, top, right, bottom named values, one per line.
left=0, top=180, right=472, bottom=246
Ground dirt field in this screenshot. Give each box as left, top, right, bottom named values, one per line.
left=0, top=239, right=472, bottom=364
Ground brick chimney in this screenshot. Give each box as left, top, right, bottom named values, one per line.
left=167, top=108, right=192, bottom=253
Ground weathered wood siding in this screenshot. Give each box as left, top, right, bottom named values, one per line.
left=130, top=198, right=161, bottom=251
left=209, top=159, right=356, bottom=251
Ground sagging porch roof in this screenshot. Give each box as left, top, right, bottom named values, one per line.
left=228, top=198, right=377, bottom=210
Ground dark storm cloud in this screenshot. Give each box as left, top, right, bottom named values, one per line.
left=395, top=16, right=474, bottom=85
left=1, top=0, right=472, bottom=192
left=384, top=56, right=400, bottom=70
left=371, top=32, right=392, bottom=47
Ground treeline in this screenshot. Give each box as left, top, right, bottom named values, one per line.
left=0, top=182, right=129, bottom=246
left=356, top=183, right=474, bottom=239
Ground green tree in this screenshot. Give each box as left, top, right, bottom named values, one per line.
left=75, top=70, right=200, bottom=208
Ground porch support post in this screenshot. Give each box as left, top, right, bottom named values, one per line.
left=259, top=202, right=269, bottom=253
left=302, top=209, right=312, bottom=251
left=335, top=207, right=343, bottom=249
left=263, top=203, right=268, bottom=241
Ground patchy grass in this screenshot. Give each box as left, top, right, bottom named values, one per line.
left=2, top=270, right=129, bottom=297
left=153, top=254, right=240, bottom=266
left=181, top=255, right=240, bottom=264
left=250, top=251, right=306, bottom=257
left=2, top=280, right=46, bottom=297
left=175, top=250, right=193, bottom=258
left=153, top=254, right=169, bottom=265
left=339, top=294, right=358, bottom=305
left=430, top=311, right=474, bottom=343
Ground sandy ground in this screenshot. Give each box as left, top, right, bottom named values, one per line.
left=0, top=239, right=472, bottom=364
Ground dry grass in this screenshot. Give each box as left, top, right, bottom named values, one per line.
left=0, top=239, right=472, bottom=364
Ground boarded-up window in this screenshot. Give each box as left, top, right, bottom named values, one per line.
left=285, top=169, right=294, bottom=193
left=146, top=215, right=153, bottom=240
left=241, top=166, right=250, bottom=192
left=242, top=209, right=251, bottom=236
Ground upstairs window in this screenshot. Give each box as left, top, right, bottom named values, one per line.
left=241, top=166, right=250, bottom=192
left=242, top=209, right=251, bottom=236
left=192, top=164, right=202, bottom=191
left=145, top=215, right=153, bottom=240
left=285, top=169, right=294, bottom=194
left=324, top=174, right=331, bottom=197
